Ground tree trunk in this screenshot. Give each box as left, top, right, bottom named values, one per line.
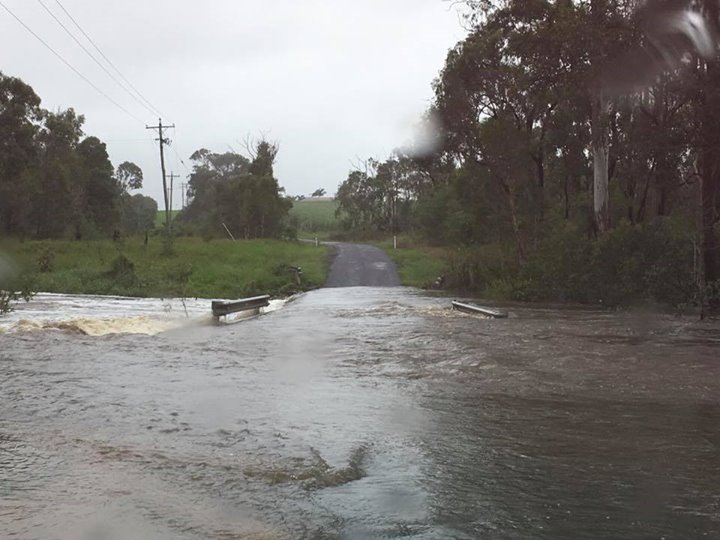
left=532, top=150, right=545, bottom=223
left=592, top=91, right=611, bottom=234
left=700, top=57, right=720, bottom=312
left=500, top=177, right=526, bottom=265
left=701, top=144, right=719, bottom=310
left=590, top=0, right=610, bottom=235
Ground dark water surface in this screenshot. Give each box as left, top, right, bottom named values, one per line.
left=1, top=287, right=719, bottom=539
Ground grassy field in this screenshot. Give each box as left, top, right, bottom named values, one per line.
left=0, top=237, right=331, bottom=299
left=154, top=210, right=182, bottom=228
left=375, top=237, right=448, bottom=288
left=289, top=198, right=340, bottom=239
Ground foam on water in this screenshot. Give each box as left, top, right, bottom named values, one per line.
left=0, top=293, right=286, bottom=336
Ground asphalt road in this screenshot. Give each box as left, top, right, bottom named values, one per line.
left=324, top=243, right=401, bottom=287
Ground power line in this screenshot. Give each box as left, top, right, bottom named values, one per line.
left=0, top=0, right=144, bottom=124
left=36, top=0, right=157, bottom=119
left=169, top=127, right=191, bottom=173
left=173, top=146, right=190, bottom=172
left=53, top=0, right=165, bottom=120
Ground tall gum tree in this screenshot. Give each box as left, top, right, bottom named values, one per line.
left=590, top=0, right=611, bottom=234
left=0, top=73, right=41, bottom=234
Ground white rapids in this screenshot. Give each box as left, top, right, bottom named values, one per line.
left=0, top=293, right=286, bottom=336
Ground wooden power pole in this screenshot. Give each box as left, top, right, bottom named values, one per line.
left=146, top=118, right=176, bottom=229
left=167, top=172, right=180, bottom=217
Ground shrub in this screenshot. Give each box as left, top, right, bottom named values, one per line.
left=516, top=223, right=594, bottom=302
left=37, top=249, right=55, bottom=273
left=517, top=218, right=695, bottom=307
left=106, top=254, right=137, bottom=286
left=0, top=274, right=35, bottom=315
left=445, top=244, right=516, bottom=292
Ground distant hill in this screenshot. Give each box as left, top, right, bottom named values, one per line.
left=289, top=198, right=340, bottom=236
left=303, top=196, right=334, bottom=202
left=154, top=210, right=181, bottom=228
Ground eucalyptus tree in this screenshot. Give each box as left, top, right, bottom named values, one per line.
left=599, top=0, right=720, bottom=305
left=434, top=0, right=592, bottom=255
left=0, top=72, right=41, bottom=235
left=183, top=142, right=290, bottom=239
left=116, top=161, right=144, bottom=192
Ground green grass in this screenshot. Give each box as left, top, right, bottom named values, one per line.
left=154, top=210, right=181, bottom=228
left=289, top=199, right=340, bottom=238
left=0, top=237, right=331, bottom=299
left=375, top=237, right=448, bottom=288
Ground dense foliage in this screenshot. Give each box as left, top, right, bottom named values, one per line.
left=335, top=0, right=719, bottom=309
left=177, top=141, right=293, bottom=239
left=0, top=72, right=153, bottom=239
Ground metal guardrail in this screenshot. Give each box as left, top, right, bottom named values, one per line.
left=452, top=301, right=508, bottom=319
left=212, top=295, right=270, bottom=318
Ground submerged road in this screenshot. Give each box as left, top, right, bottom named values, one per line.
left=2, top=246, right=720, bottom=538
left=324, top=243, right=401, bottom=288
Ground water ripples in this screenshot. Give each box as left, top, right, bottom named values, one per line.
left=2, top=288, right=720, bottom=538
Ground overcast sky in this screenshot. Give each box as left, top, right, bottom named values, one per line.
left=1, top=0, right=466, bottom=207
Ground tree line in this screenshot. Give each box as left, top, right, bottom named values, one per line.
left=0, top=72, right=156, bottom=239
left=336, top=0, right=720, bottom=311
left=0, top=71, right=293, bottom=243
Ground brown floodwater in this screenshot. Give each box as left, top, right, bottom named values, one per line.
left=1, top=287, right=719, bottom=539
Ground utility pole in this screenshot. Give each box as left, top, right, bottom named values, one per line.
left=146, top=118, right=175, bottom=230
left=180, top=182, right=187, bottom=209
left=167, top=172, right=180, bottom=218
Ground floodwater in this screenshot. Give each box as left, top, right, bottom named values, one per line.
left=1, top=288, right=720, bottom=539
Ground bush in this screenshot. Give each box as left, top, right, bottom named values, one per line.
left=590, top=219, right=694, bottom=306
left=445, top=244, right=516, bottom=292
left=37, top=249, right=55, bottom=273
left=516, top=218, right=695, bottom=307
left=106, top=254, right=137, bottom=286
left=516, top=223, right=594, bottom=302
left=0, top=274, right=35, bottom=315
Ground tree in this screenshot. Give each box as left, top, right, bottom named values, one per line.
left=0, top=72, right=41, bottom=235
left=181, top=141, right=290, bottom=239
left=33, top=108, right=84, bottom=238
left=0, top=72, right=143, bottom=240
left=77, top=136, right=120, bottom=236
left=116, top=161, right=143, bottom=192
left=115, top=161, right=144, bottom=235
left=335, top=155, right=421, bottom=235
left=122, top=194, right=157, bottom=234
left=434, top=1, right=587, bottom=249
left=597, top=0, right=720, bottom=307
left=248, top=140, right=279, bottom=177
left=311, top=188, right=326, bottom=198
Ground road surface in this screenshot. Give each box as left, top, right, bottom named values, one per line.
left=324, top=242, right=401, bottom=287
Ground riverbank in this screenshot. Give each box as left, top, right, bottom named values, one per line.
left=374, top=238, right=449, bottom=288
left=374, top=234, right=708, bottom=313
left=0, top=237, right=331, bottom=299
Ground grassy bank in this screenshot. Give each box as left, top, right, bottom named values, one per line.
left=0, top=237, right=331, bottom=299
left=375, top=237, right=448, bottom=288
left=376, top=220, right=706, bottom=310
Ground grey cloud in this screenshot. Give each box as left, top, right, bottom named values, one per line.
left=1, top=0, right=465, bottom=204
